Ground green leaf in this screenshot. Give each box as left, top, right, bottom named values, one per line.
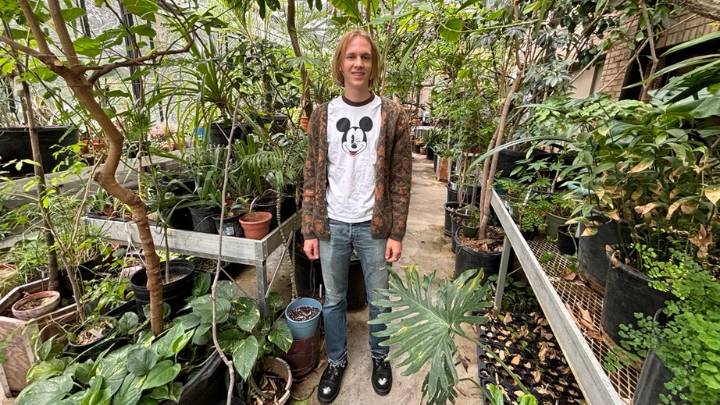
left=216, top=280, right=237, bottom=300
left=141, top=361, right=180, bottom=391
left=130, top=24, right=156, bottom=37
left=112, top=373, right=143, bottom=405
left=60, top=7, right=86, bottom=21
left=232, top=336, right=259, bottom=380
left=329, top=0, right=361, bottom=21
left=439, top=17, right=463, bottom=43
left=518, top=393, right=538, bottom=405
left=235, top=297, right=260, bottom=332
left=97, top=347, right=132, bottom=396
left=119, top=0, right=158, bottom=21
left=117, top=312, right=139, bottom=335
left=27, top=359, right=67, bottom=383
left=126, top=346, right=158, bottom=376
left=690, top=95, right=720, bottom=119
left=17, top=373, right=73, bottom=405
left=268, top=321, right=293, bottom=353
left=73, top=36, right=103, bottom=58
left=267, top=292, right=284, bottom=314
left=192, top=272, right=211, bottom=297
left=171, top=330, right=194, bottom=355
left=80, top=375, right=111, bottom=405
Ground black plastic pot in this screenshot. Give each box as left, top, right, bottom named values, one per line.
left=169, top=352, right=226, bottom=405
left=447, top=182, right=459, bottom=204
left=286, top=329, right=321, bottom=379
left=545, top=212, right=568, bottom=240
left=557, top=225, right=578, bottom=256
left=601, top=256, right=671, bottom=344
left=347, top=258, right=367, bottom=311
left=577, top=218, right=630, bottom=293
left=426, top=146, right=435, bottom=161
left=130, top=259, right=196, bottom=315
left=294, top=241, right=323, bottom=298
left=252, top=193, right=297, bottom=230
left=169, top=207, right=194, bottom=230
left=453, top=228, right=502, bottom=280
left=0, top=126, right=78, bottom=176
left=213, top=212, right=244, bottom=237
left=189, top=206, right=220, bottom=234
left=66, top=316, right=118, bottom=360
left=495, top=148, right=526, bottom=178
left=633, top=350, right=674, bottom=405
left=207, top=122, right=250, bottom=145
left=444, top=202, right=459, bottom=237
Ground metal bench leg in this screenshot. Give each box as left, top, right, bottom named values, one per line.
left=494, top=236, right=511, bottom=311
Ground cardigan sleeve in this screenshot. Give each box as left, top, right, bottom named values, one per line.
left=388, top=108, right=412, bottom=241
left=301, top=108, right=322, bottom=240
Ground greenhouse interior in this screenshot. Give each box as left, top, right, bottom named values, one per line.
left=0, top=0, right=719, bottom=404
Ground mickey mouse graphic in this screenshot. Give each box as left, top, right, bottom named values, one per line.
left=337, top=116, right=372, bottom=156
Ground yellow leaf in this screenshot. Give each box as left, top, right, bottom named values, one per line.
left=608, top=211, right=621, bottom=221
left=705, top=187, right=720, bottom=205
left=681, top=202, right=697, bottom=215
left=630, top=161, right=652, bottom=173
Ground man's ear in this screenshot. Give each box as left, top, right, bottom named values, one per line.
left=359, top=116, right=373, bottom=132
left=337, top=118, right=351, bottom=132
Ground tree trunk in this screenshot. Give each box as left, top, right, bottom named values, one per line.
left=18, top=82, right=61, bottom=292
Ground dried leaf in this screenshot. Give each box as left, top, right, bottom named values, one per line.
left=459, top=355, right=470, bottom=372
left=503, top=312, right=513, bottom=324
left=514, top=390, right=525, bottom=398
left=532, top=370, right=542, bottom=384
left=562, top=272, right=577, bottom=281
left=666, top=201, right=681, bottom=219
left=511, top=355, right=521, bottom=366
left=499, top=350, right=506, bottom=361
left=680, top=202, right=697, bottom=214
left=634, top=202, right=657, bottom=216
left=705, top=186, right=720, bottom=205
left=580, top=308, right=592, bottom=325
left=690, top=224, right=712, bottom=258
left=630, top=161, right=652, bottom=173
left=608, top=210, right=621, bottom=221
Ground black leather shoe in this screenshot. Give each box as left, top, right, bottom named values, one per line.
left=372, top=357, right=392, bottom=395
left=317, top=361, right=347, bottom=403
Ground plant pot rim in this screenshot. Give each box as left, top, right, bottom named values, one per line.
left=259, top=356, right=292, bottom=402
left=240, top=211, right=273, bottom=224
left=606, top=247, right=652, bottom=283
left=68, top=316, right=117, bottom=348
left=11, top=290, right=61, bottom=320
left=130, top=259, right=195, bottom=289
left=453, top=228, right=503, bottom=257
left=285, top=297, right=322, bottom=325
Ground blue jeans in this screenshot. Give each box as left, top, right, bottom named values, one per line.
left=319, top=219, right=390, bottom=366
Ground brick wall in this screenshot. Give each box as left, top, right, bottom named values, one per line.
left=598, top=11, right=717, bottom=99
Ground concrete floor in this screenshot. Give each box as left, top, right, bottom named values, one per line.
left=248, top=153, right=482, bottom=404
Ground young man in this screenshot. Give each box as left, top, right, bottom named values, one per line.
left=301, top=30, right=412, bottom=403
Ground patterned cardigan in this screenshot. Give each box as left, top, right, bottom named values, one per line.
left=301, top=96, right=412, bottom=241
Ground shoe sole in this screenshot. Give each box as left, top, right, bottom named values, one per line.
left=318, top=389, right=341, bottom=404
left=373, top=385, right=391, bottom=396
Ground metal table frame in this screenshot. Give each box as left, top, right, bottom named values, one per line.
left=84, top=213, right=299, bottom=315
left=489, top=190, right=624, bottom=405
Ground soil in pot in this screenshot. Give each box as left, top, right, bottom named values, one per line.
left=72, top=318, right=114, bottom=346
left=11, top=290, right=61, bottom=320
left=287, top=306, right=320, bottom=322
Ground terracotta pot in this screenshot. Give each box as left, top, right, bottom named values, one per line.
left=11, top=290, right=61, bottom=320
left=239, top=211, right=273, bottom=240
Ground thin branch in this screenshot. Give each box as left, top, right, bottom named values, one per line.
left=47, top=0, right=81, bottom=67
left=17, top=0, right=53, bottom=55
left=87, top=43, right=192, bottom=83
left=639, top=0, right=659, bottom=100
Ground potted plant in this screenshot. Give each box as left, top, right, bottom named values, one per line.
left=130, top=259, right=196, bottom=315
left=212, top=196, right=248, bottom=237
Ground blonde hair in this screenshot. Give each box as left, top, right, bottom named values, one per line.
left=331, top=30, right=380, bottom=88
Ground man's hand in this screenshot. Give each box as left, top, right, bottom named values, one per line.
left=304, top=238, right=319, bottom=260
left=385, top=239, right=402, bottom=262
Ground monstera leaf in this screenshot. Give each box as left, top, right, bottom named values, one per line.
left=369, top=266, right=492, bottom=405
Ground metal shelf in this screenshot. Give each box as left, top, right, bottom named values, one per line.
left=490, top=191, right=633, bottom=405
left=84, top=213, right=299, bottom=314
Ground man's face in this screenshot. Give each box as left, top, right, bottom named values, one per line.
left=341, top=36, right=373, bottom=91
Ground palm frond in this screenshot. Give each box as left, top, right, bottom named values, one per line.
left=370, top=266, right=492, bottom=404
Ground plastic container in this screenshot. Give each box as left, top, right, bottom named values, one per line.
left=189, top=206, right=220, bottom=234
left=130, top=259, right=195, bottom=315
left=453, top=228, right=502, bottom=280
left=578, top=218, right=629, bottom=293
left=285, top=297, right=322, bottom=340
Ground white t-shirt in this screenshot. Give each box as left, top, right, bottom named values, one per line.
left=326, top=94, right=382, bottom=223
